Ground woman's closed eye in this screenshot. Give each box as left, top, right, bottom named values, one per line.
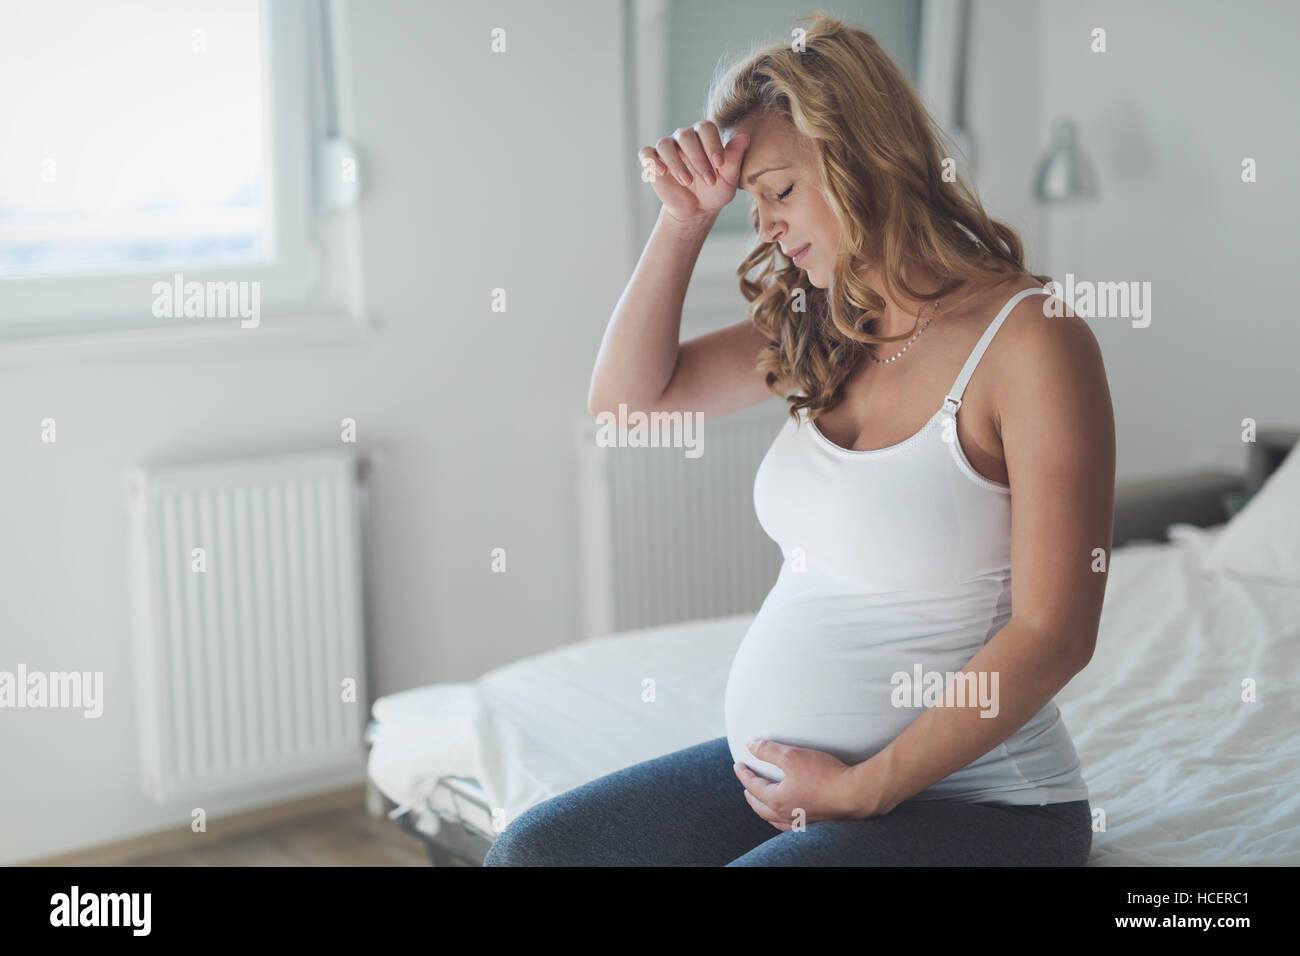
left=776, top=184, right=794, bottom=201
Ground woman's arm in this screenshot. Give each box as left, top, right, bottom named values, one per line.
left=587, top=205, right=718, bottom=415
left=588, top=125, right=777, bottom=419
left=849, top=302, right=1116, bottom=814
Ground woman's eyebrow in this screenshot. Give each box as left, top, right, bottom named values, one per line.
left=745, top=164, right=790, bottom=186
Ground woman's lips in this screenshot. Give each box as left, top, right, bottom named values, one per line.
left=791, top=243, right=811, bottom=264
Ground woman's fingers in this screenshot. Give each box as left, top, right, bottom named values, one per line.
left=655, top=135, right=695, bottom=187
left=639, top=120, right=744, bottom=221
left=640, top=124, right=745, bottom=189
left=717, top=131, right=750, bottom=186
left=675, top=126, right=715, bottom=186
left=637, top=145, right=667, bottom=183
left=742, top=789, right=789, bottom=829
left=694, top=120, right=727, bottom=174
left=639, top=142, right=699, bottom=220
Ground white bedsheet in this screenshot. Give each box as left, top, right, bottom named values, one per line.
left=367, top=525, right=1300, bottom=864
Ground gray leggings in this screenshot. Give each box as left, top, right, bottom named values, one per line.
left=483, top=736, right=1091, bottom=866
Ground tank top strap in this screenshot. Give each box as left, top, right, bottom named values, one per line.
left=942, top=286, right=1051, bottom=414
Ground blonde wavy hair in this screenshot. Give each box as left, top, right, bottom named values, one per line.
left=706, top=11, right=1051, bottom=424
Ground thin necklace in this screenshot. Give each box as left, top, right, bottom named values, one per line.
left=869, top=271, right=949, bottom=365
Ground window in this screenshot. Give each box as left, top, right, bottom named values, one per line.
left=0, top=0, right=355, bottom=341
left=0, top=1, right=268, bottom=278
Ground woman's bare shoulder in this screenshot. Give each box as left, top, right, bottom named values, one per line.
left=985, top=276, right=1106, bottom=408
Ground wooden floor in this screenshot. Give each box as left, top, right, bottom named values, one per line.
left=115, top=805, right=430, bottom=867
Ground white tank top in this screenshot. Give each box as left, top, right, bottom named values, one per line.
left=724, top=286, right=1089, bottom=806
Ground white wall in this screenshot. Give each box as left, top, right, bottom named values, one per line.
left=1036, top=0, right=1299, bottom=480
left=965, top=0, right=1045, bottom=273
left=965, top=0, right=1299, bottom=482
left=2, top=0, right=1292, bottom=864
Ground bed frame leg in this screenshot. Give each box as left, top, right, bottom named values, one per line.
left=364, top=777, right=387, bottom=819
left=425, top=843, right=460, bottom=867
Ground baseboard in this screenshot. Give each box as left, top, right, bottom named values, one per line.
left=19, top=784, right=367, bottom=867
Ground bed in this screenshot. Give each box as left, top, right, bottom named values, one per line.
left=366, top=433, right=1300, bottom=866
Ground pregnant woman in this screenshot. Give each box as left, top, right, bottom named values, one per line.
left=486, top=13, right=1114, bottom=866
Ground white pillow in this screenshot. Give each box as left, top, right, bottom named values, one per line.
left=1206, top=441, right=1300, bottom=586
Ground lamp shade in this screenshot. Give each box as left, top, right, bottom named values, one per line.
left=1034, top=116, right=1099, bottom=202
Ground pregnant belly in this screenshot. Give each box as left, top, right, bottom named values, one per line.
left=724, top=597, right=974, bottom=782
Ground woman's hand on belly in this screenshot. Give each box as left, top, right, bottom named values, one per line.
left=733, top=737, right=888, bottom=829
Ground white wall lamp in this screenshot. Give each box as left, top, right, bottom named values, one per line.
left=1034, top=116, right=1099, bottom=202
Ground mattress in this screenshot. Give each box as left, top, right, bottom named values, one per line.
left=366, top=524, right=1300, bottom=864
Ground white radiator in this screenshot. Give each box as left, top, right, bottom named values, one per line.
left=577, top=402, right=786, bottom=639
left=126, top=451, right=367, bottom=803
